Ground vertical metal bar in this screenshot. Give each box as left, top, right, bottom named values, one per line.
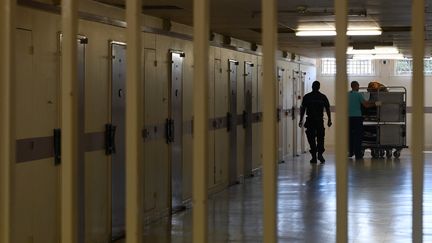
left=411, top=0, right=424, bottom=241
left=126, top=0, right=142, bottom=242
left=77, top=39, right=86, bottom=243
left=192, top=0, right=209, bottom=241
left=262, top=0, right=277, bottom=241
left=61, top=0, right=78, bottom=242
left=0, top=1, right=14, bottom=243
left=334, top=0, right=348, bottom=242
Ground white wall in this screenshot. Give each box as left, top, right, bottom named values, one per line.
left=317, top=59, right=432, bottom=150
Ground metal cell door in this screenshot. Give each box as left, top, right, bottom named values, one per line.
left=277, top=67, right=285, bottom=162
left=228, top=59, right=238, bottom=185
left=299, top=71, right=306, bottom=153
left=214, top=59, right=224, bottom=184
left=170, top=51, right=184, bottom=211
left=292, top=69, right=301, bottom=156
left=110, top=42, right=126, bottom=240
left=244, top=62, right=253, bottom=177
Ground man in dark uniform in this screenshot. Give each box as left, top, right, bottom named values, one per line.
left=299, top=81, right=332, bottom=164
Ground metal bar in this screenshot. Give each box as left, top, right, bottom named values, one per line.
left=126, top=0, right=142, bottom=241
left=61, top=0, right=78, bottom=242
left=77, top=37, right=86, bottom=243
left=411, top=0, right=425, bottom=241
left=262, top=0, right=277, bottom=241
left=192, top=0, right=209, bottom=241
left=334, top=0, right=348, bottom=242
left=0, top=1, right=14, bottom=242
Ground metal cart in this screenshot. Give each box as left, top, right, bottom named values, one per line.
left=359, top=86, right=408, bottom=158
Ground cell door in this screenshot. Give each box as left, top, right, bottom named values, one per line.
left=277, top=68, right=285, bottom=162
left=110, top=42, right=126, bottom=240
left=299, top=71, right=306, bottom=153
left=292, top=69, right=302, bottom=156
left=214, top=59, right=224, bottom=184
left=170, top=51, right=184, bottom=211
left=13, top=31, right=86, bottom=243
left=228, top=59, right=239, bottom=185
left=243, top=62, right=253, bottom=177
left=284, top=69, right=294, bottom=157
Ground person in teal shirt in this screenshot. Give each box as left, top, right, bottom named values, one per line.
left=348, top=81, right=377, bottom=158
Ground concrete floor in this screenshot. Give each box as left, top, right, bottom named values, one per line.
left=118, top=150, right=432, bottom=242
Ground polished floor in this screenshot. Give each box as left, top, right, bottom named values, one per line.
left=120, top=150, right=432, bottom=242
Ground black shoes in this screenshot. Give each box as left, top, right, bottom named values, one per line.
left=310, top=153, right=325, bottom=164
left=317, top=153, right=325, bottom=163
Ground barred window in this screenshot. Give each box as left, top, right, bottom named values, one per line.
left=321, top=58, right=337, bottom=75
left=395, top=59, right=432, bottom=75
left=321, top=58, right=374, bottom=75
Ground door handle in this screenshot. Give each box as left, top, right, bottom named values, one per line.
left=53, top=128, right=61, bottom=165
left=291, top=106, right=296, bottom=120
left=105, top=124, right=117, bottom=155
left=165, top=119, right=171, bottom=144
left=170, top=119, right=175, bottom=143
left=242, top=110, right=248, bottom=128
left=277, top=108, right=281, bottom=122
left=226, top=112, right=232, bottom=132
left=165, top=119, right=175, bottom=143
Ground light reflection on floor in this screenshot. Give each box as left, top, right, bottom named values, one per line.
left=119, top=151, right=432, bottom=242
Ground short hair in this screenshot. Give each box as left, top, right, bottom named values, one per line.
left=312, top=81, right=320, bottom=91
left=351, top=81, right=359, bottom=88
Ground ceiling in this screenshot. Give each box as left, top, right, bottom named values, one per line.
left=93, top=0, right=432, bottom=58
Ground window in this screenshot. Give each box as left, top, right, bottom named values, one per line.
left=347, top=59, right=374, bottom=75
left=321, top=58, right=374, bottom=75
left=321, top=58, right=337, bottom=75
left=395, top=59, right=432, bottom=75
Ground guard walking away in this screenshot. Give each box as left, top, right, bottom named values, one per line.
left=299, top=81, right=332, bottom=164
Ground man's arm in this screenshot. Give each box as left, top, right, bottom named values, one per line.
left=361, top=97, right=376, bottom=108
left=324, top=96, right=332, bottom=127
left=299, top=97, right=306, bottom=127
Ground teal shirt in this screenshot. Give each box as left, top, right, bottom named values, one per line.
left=348, top=91, right=365, bottom=117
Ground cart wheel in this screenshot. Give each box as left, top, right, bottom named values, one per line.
left=393, top=150, right=401, bottom=158
left=386, top=150, right=392, bottom=158
left=379, top=149, right=385, bottom=158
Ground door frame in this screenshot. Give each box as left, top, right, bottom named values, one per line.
left=109, top=40, right=127, bottom=240
left=169, top=49, right=185, bottom=212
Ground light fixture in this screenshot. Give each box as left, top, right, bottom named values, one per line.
left=352, top=53, right=404, bottom=60
left=346, top=29, right=382, bottom=36
left=295, top=29, right=382, bottom=36
left=296, top=30, right=337, bottom=36
left=347, top=46, right=399, bottom=55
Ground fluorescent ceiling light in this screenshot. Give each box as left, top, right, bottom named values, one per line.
left=296, top=30, right=337, bottom=36
left=296, top=29, right=382, bottom=36
left=347, top=46, right=399, bottom=55
left=352, top=53, right=404, bottom=60
left=346, top=30, right=382, bottom=35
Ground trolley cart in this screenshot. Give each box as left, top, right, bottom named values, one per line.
left=359, top=86, right=408, bottom=158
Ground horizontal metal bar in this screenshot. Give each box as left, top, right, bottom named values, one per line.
left=16, top=132, right=106, bottom=163
left=330, top=106, right=432, bottom=113
left=16, top=136, right=54, bottom=163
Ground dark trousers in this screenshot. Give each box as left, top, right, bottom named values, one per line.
left=305, top=118, right=325, bottom=156
left=349, top=117, right=363, bottom=156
